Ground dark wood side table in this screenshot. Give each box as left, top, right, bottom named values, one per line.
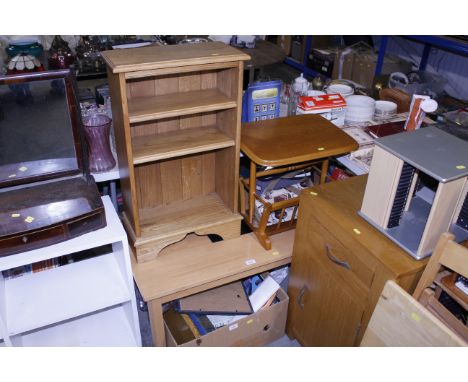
left=239, top=114, right=358, bottom=250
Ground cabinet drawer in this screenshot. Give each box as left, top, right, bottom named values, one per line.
left=306, top=219, right=374, bottom=296
left=0, top=225, right=65, bottom=257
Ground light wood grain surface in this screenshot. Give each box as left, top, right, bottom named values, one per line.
left=131, top=230, right=294, bottom=302
left=136, top=193, right=242, bottom=244
left=128, top=89, right=237, bottom=123
left=131, top=126, right=235, bottom=164
left=101, top=42, right=250, bottom=73
left=361, top=280, right=466, bottom=346
left=241, top=114, right=358, bottom=167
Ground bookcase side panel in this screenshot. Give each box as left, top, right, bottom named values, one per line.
left=107, top=70, right=141, bottom=236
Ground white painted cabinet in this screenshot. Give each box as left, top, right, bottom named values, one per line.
left=0, top=197, right=141, bottom=347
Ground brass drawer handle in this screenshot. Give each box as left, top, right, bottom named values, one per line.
left=325, top=244, right=351, bottom=270
left=297, top=285, right=307, bottom=309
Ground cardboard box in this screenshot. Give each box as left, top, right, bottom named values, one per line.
left=307, top=47, right=354, bottom=79
left=276, top=35, right=291, bottom=56
left=164, top=287, right=289, bottom=347
left=352, top=52, right=413, bottom=89
left=296, top=93, right=347, bottom=127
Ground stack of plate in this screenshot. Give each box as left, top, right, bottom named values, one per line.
left=374, top=100, right=397, bottom=120
left=326, top=84, right=354, bottom=98
left=345, top=95, right=376, bottom=123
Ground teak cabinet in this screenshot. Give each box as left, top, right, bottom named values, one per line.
left=102, top=43, right=250, bottom=262
left=286, top=175, right=428, bottom=346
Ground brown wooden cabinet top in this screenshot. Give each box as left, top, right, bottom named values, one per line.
left=241, top=115, right=359, bottom=167
left=101, top=42, right=251, bottom=73
left=300, top=175, right=428, bottom=275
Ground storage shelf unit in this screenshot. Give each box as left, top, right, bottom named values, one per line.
left=375, top=35, right=468, bottom=76
left=283, top=36, right=322, bottom=78
left=0, top=197, right=141, bottom=347
left=102, top=42, right=250, bottom=263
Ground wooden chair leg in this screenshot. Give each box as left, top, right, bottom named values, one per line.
left=256, top=204, right=272, bottom=250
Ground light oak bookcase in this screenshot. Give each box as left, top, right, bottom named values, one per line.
left=102, top=43, right=250, bottom=262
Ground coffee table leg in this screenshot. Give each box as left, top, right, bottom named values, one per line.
left=320, top=159, right=329, bottom=184
left=148, top=298, right=166, bottom=347
left=249, top=160, right=257, bottom=224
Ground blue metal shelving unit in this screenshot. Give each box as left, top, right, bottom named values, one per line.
left=375, top=35, right=468, bottom=76
left=283, top=36, right=322, bottom=78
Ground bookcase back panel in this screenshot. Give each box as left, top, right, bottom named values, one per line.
left=130, top=113, right=217, bottom=138
left=135, top=153, right=216, bottom=209
left=126, top=70, right=219, bottom=99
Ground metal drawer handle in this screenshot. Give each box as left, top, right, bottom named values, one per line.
left=297, top=285, right=307, bottom=309
left=325, top=244, right=351, bottom=270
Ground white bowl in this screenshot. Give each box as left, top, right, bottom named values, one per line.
left=326, top=84, right=354, bottom=97
left=375, top=100, right=397, bottom=114
left=346, top=95, right=376, bottom=108
left=307, top=90, right=326, bottom=97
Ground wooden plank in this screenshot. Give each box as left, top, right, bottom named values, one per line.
left=440, top=241, right=468, bottom=284
left=148, top=299, right=166, bottom=347
left=361, top=280, right=466, bottom=346
left=131, top=126, right=234, bottom=164
left=106, top=70, right=141, bottom=236
left=135, top=163, right=163, bottom=209
left=182, top=156, right=203, bottom=201
left=137, top=193, right=241, bottom=244
left=360, top=145, right=403, bottom=228
left=417, top=177, right=466, bottom=258
left=127, top=89, right=237, bottom=123
left=160, top=159, right=183, bottom=205
left=124, top=61, right=237, bottom=79
left=202, top=152, right=216, bottom=196
left=131, top=230, right=294, bottom=302
left=101, top=42, right=250, bottom=73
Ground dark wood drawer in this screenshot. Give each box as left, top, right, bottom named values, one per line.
left=0, top=225, right=66, bottom=257
left=305, top=218, right=375, bottom=298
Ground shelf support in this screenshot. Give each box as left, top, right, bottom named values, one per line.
left=375, top=36, right=389, bottom=77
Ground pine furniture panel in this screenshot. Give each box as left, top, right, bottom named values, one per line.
left=102, top=43, right=250, bottom=262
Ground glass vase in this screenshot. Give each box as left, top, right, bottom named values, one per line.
left=82, top=114, right=116, bottom=173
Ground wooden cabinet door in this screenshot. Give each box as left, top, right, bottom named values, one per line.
left=289, top=255, right=365, bottom=346
left=287, top=195, right=368, bottom=346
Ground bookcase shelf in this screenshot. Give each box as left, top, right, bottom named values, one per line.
left=21, top=305, right=139, bottom=347
left=132, top=125, right=235, bottom=164
left=0, top=197, right=141, bottom=347
left=102, top=42, right=250, bottom=263
left=6, top=252, right=131, bottom=335
left=128, top=89, right=237, bottom=123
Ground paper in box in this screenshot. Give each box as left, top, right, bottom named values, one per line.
left=296, top=93, right=347, bottom=127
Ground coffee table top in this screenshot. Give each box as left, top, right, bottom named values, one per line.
left=241, top=115, right=359, bottom=167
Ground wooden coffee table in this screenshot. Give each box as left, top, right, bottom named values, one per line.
left=240, top=114, right=359, bottom=250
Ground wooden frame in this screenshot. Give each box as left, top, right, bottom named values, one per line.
left=0, top=69, right=86, bottom=188
left=102, top=43, right=250, bottom=262
left=239, top=114, right=358, bottom=250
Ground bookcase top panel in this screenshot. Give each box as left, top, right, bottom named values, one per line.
left=101, top=42, right=250, bottom=73
left=375, top=125, right=468, bottom=182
